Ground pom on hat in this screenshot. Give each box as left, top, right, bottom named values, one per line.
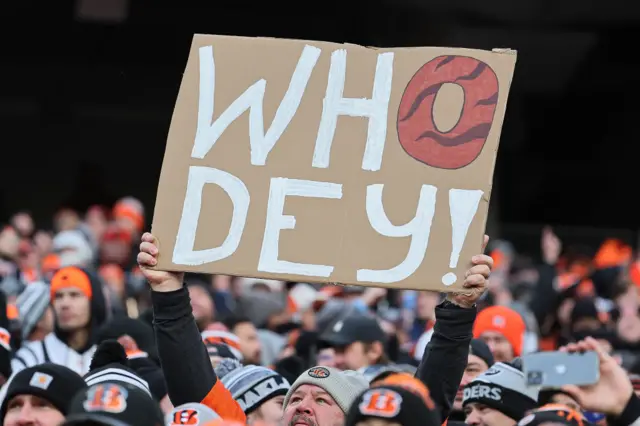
left=90, top=340, right=129, bottom=371
left=214, top=358, right=243, bottom=379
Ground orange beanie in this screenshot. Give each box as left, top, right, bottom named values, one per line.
left=473, top=305, right=525, bottom=356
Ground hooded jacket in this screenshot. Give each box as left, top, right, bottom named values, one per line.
left=11, top=267, right=108, bottom=375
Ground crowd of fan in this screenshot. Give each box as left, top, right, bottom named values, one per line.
left=0, top=199, right=639, bottom=426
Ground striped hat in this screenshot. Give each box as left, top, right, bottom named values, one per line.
left=220, top=365, right=290, bottom=414
left=201, top=330, right=243, bottom=361
left=16, top=281, right=50, bottom=340
left=83, top=340, right=152, bottom=398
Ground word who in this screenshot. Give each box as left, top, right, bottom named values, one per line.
left=173, top=44, right=485, bottom=286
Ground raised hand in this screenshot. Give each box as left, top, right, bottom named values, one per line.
left=137, top=232, right=184, bottom=292
left=447, top=234, right=492, bottom=308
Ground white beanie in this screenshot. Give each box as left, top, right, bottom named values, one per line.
left=283, top=366, right=369, bottom=414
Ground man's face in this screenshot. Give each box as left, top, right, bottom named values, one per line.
left=233, top=322, right=262, bottom=364
left=479, top=331, right=514, bottom=363
left=454, top=354, right=490, bottom=410
left=254, top=395, right=285, bottom=424
left=3, top=394, right=65, bottom=426
left=316, top=348, right=336, bottom=367
left=36, top=307, right=55, bottom=336
left=464, top=403, right=513, bottom=426
left=283, top=384, right=344, bottom=426
left=188, top=286, right=215, bottom=328
left=53, top=287, right=91, bottom=331
left=333, top=341, right=379, bottom=371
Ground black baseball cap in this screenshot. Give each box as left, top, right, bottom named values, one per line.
left=319, top=313, right=386, bottom=348
left=62, top=382, right=163, bottom=426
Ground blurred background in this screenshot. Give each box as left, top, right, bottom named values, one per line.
left=1, top=1, right=639, bottom=255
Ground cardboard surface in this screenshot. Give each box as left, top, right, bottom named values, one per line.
left=151, top=34, right=517, bottom=291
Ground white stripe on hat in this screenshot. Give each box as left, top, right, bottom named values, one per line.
left=85, top=367, right=151, bottom=397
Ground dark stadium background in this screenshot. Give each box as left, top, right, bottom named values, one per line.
left=1, top=1, right=638, bottom=256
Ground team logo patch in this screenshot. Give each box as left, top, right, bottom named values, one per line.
left=484, top=367, right=501, bottom=376
left=83, top=383, right=128, bottom=413
left=358, top=389, right=402, bottom=418
left=492, top=315, right=506, bottom=328
left=171, top=409, right=200, bottom=425
left=308, top=367, right=330, bottom=379
left=518, top=414, right=535, bottom=426
left=29, top=372, right=53, bottom=390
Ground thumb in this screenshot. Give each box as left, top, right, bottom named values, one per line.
left=482, top=234, right=490, bottom=252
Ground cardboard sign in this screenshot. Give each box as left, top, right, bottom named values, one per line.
left=151, top=34, right=517, bottom=291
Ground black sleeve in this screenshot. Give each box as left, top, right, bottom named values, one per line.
left=610, top=392, right=640, bottom=426
left=415, top=300, right=476, bottom=422
left=152, top=286, right=216, bottom=405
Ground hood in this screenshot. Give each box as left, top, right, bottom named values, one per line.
left=53, top=267, right=109, bottom=353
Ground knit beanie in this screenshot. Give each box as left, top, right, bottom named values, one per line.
left=220, top=365, right=290, bottom=414
left=165, top=403, right=220, bottom=426
left=15, top=281, right=50, bottom=341
left=283, top=366, right=369, bottom=414
left=84, top=340, right=152, bottom=398
left=63, top=382, right=163, bottom=426
left=473, top=306, right=526, bottom=356
left=517, top=404, right=592, bottom=426
left=201, top=330, right=243, bottom=361
left=346, top=385, right=440, bottom=426
left=469, top=338, right=495, bottom=368
left=0, top=363, right=87, bottom=421
left=463, top=362, right=538, bottom=421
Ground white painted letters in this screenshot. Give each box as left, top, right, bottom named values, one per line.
left=441, top=189, right=484, bottom=286
left=173, top=166, right=250, bottom=266
left=258, top=178, right=343, bottom=277
left=192, top=45, right=321, bottom=165
left=313, top=50, right=394, bottom=172
left=357, top=184, right=437, bottom=283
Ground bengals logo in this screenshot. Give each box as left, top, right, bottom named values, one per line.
left=83, top=384, right=128, bottom=413
left=171, top=409, right=200, bottom=425
left=532, top=404, right=585, bottom=426
left=358, top=389, right=402, bottom=418
left=307, top=367, right=330, bottom=379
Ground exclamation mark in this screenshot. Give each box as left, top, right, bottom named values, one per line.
left=441, top=189, right=484, bottom=286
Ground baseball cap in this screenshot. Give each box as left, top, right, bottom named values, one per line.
left=319, top=313, right=386, bottom=348
left=165, top=403, right=220, bottom=426
left=63, top=382, right=164, bottom=426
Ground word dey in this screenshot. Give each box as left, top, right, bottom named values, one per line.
left=172, top=167, right=484, bottom=285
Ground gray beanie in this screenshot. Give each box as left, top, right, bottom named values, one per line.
left=283, top=366, right=369, bottom=414
left=16, top=281, right=50, bottom=340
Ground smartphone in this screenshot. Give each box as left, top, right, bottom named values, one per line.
left=522, top=351, right=599, bottom=388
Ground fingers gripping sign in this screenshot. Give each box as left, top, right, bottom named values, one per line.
left=137, top=233, right=184, bottom=292
left=446, top=234, right=492, bottom=308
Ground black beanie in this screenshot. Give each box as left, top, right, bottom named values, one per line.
left=346, top=385, right=440, bottom=426
left=0, top=363, right=87, bottom=421
left=129, top=357, right=167, bottom=401
left=469, top=339, right=494, bottom=368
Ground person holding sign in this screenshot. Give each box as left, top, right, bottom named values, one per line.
left=137, top=232, right=493, bottom=425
